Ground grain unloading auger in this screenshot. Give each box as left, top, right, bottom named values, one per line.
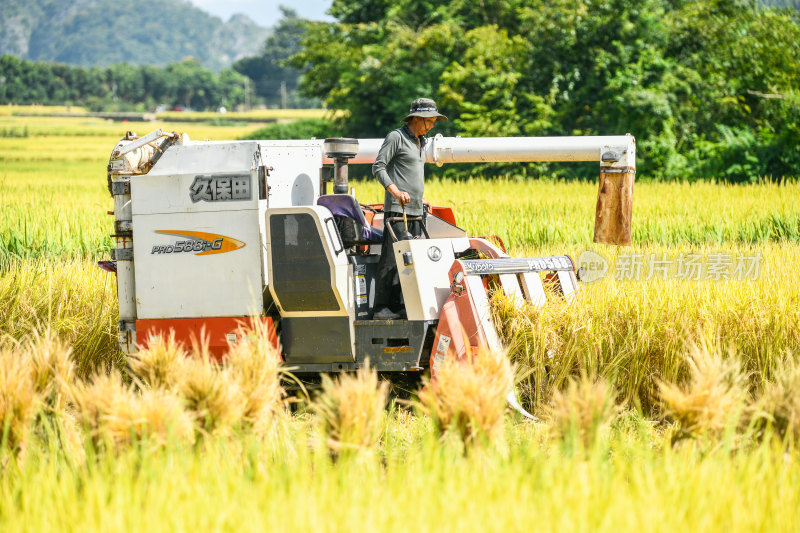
left=103, top=130, right=635, bottom=413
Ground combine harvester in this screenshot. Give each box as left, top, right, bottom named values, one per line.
left=103, top=130, right=635, bottom=404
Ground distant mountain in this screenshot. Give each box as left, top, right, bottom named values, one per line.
left=762, top=0, right=800, bottom=9
left=0, top=0, right=270, bottom=71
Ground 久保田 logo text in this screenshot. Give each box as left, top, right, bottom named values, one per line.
left=150, top=230, right=245, bottom=256
left=190, top=175, right=251, bottom=202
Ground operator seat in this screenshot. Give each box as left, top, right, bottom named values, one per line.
left=317, top=194, right=383, bottom=247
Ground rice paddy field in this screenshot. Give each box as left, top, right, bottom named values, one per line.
left=1, top=110, right=799, bottom=531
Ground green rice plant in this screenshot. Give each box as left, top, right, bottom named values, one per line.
left=658, top=337, right=748, bottom=443
left=1, top=411, right=798, bottom=532
left=312, top=364, right=389, bottom=456
left=353, top=176, right=800, bottom=249
left=225, top=322, right=286, bottom=436
left=0, top=348, right=38, bottom=462
left=546, top=372, right=620, bottom=451
left=416, top=348, right=513, bottom=448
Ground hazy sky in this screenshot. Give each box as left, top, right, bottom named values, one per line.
left=187, top=0, right=334, bottom=27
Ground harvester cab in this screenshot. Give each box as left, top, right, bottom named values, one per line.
left=104, top=129, right=635, bottom=391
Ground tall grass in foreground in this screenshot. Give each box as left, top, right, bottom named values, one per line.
left=1, top=324, right=800, bottom=531
left=0, top=436, right=798, bottom=532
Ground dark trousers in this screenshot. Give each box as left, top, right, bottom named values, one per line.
left=373, top=211, right=425, bottom=314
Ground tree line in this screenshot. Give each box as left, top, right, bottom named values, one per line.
left=292, top=0, right=800, bottom=180
left=0, top=8, right=307, bottom=111
left=0, top=55, right=249, bottom=112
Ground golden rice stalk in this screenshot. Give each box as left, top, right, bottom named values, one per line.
left=225, top=322, right=286, bottom=434
left=658, top=339, right=747, bottom=441
left=24, top=329, right=75, bottom=412
left=72, top=371, right=194, bottom=449
left=178, top=354, right=246, bottom=437
left=756, top=354, right=800, bottom=443
left=71, top=371, right=137, bottom=449
left=55, top=410, right=86, bottom=465
left=417, top=348, right=513, bottom=447
left=127, top=332, right=188, bottom=390
left=546, top=373, right=618, bottom=449
left=135, top=388, right=195, bottom=447
left=0, top=349, right=39, bottom=460
left=313, top=365, right=389, bottom=454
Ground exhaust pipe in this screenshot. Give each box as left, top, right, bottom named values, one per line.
left=323, top=138, right=359, bottom=194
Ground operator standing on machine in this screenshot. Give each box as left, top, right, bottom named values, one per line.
left=371, top=98, right=447, bottom=320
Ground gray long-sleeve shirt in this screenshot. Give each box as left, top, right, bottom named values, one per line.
left=372, top=125, right=426, bottom=216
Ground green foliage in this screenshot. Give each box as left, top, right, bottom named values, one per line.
left=291, top=18, right=465, bottom=138
left=239, top=118, right=339, bottom=140
left=232, top=8, right=316, bottom=108
left=293, top=0, right=800, bottom=180
left=0, top=55, right=248, bottom=111
left=688, top=124, right=799, bottom=181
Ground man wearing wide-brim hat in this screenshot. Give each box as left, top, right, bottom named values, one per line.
left=371, top=98, right=447, bottom=320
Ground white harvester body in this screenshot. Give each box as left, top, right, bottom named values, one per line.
left=106, top=130, right=634, bottom=376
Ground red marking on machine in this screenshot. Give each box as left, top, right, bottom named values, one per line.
left=136, top=316, right=279, bottom=362
left=429, top=238, right=509, bottom=375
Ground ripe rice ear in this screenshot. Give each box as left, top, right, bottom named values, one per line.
left=313, top=363, right=389, bottom=455
left=546, top=372, right=619, bottom=450
left=754, top=352, right=800, bottom=444
left=0, top=349, right=39, bottom=461
left=71, top=371, right=138, bottom=450
left=127, top=332, right=188, bottom=390
left=658, top=337, right=747, bottom=442
left=0, top=258, right=121, bottom=377
left=178, top=353, right=246, bottom=438
left=417, top=347, right=513, bottom=447
left=24, top=328, right=75, bottom=412
left=72, top=371, right=195, bottom=450
left=225, top=321, right=286, bottom=434
left=135, top=388, right=195, bottom=447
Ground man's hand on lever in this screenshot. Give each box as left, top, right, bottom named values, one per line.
left=386, top=184, right=410, bottom=206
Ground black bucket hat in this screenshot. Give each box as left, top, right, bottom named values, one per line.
left=402, top=98, right=448, bottom=122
